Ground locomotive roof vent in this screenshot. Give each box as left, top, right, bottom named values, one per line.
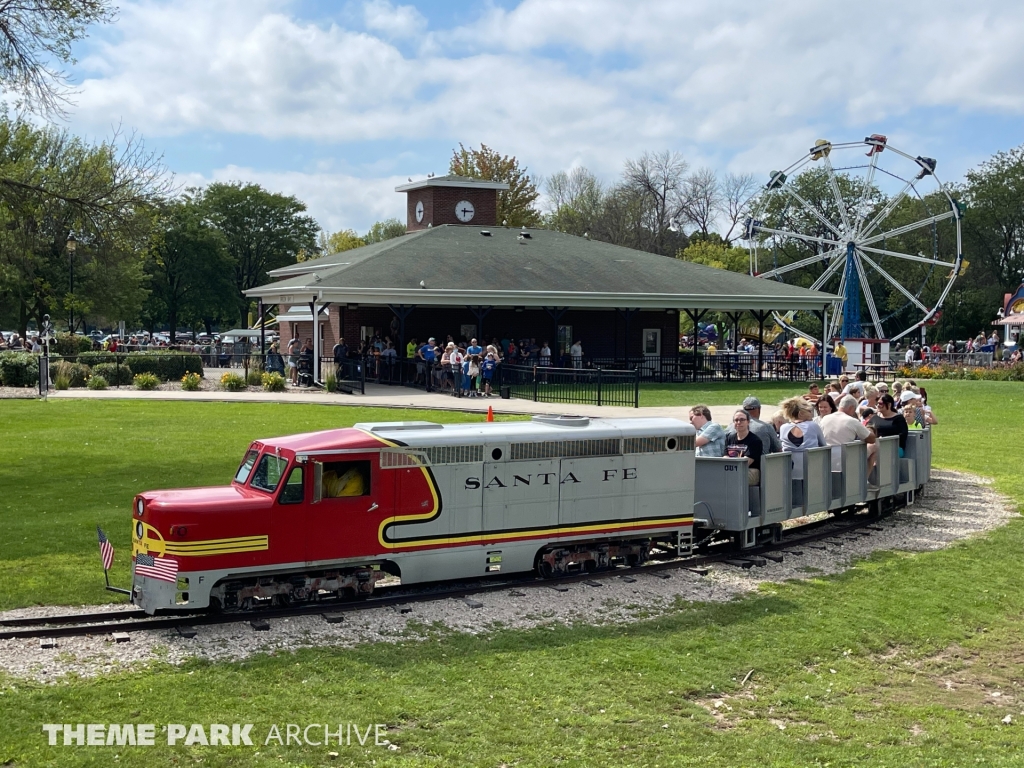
left=365, top=421, right=443, bottom=432
left=531, top=415, right=590, bottom=428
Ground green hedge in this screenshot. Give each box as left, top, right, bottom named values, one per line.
left=0, top=352, right=39, bottom=387
left=123, top=352, right=204, bottom=382
left=92, top=362, right=134, bottom=386
left=75, top=351, right=120, bottom=366
left=51, top=333, right=93, bottom=356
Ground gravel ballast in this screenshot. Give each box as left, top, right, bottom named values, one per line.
left=0, top=469, right=1014, bottom=683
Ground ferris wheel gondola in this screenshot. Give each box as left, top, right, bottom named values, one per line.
left=743, top=136, right=965, bottom=346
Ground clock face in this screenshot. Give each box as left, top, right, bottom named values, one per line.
left=455, top=200, right=475, bottom=223
left=415, top=200, right=424, bottom=223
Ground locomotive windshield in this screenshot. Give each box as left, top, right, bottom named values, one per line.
left=251, top=454, right=288, bottom=493
left=234, top=448, right=259, bottom=484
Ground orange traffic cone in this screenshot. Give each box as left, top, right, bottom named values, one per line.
left=486, top=405, right=494, bottom=422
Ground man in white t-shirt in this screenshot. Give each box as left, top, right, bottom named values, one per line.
left=820, top=395, right=876, bottom=472
left=570, top=340, right=583, bottom=369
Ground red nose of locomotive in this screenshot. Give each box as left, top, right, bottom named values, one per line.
left=131, top=485, right=275, bottom=613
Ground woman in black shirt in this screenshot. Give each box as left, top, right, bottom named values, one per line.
left=870, top=394, right=909, bottom=456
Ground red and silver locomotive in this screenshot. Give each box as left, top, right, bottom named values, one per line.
left=130, top=416, right=696, bottom=614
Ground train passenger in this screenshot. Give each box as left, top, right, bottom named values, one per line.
left=689, top=405, right=725, bottom=458
left=769, top=409, right=786, bottom=435
left=803, top=382, right=822, bottom=404
left=727, top=411, right=763, bottom=486
left=900, top=390, right=938, bottom=427
left=728, top=397, right=782, bottom=454
left=821, top=395, right=877, bottom=473
left=780, top=397, right=827, bottom=481
left=814, top=393, right=838, bottom=425
left=871, top=394, right=909, bottom=456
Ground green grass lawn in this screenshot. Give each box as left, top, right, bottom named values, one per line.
left=1, top=384, right=1023, bottom=767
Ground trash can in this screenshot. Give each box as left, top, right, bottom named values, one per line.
left=500, top=386, right=511, bottom=399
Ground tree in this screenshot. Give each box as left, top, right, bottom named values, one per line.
left=719, top=172, right=758, bottom=244
left=317, top=228, right=363, bottom=255
left=142, top=200, right=234, bottom=342
left=620, top=151, right=691, bottom=256
left=961, top=145, right=1024, bottom=292
left=0, top=112, right=165, bottom=335
left=676, top=237, right=750, bottom=273
left=196, top=182, right=320, bottom=326
left=449, top=143, right=541, bottom=227
left=678, top=167, right=720, bottom=238
left=544, top=167, right=603, bottom=237
left=0, top=0, right=115, bottom=116
left=364, top=217, right=406, bottom=243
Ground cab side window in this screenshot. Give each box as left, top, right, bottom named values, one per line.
left=321, top=460, right=371, bottom=498
left=279, top=466, right=304, bottom=504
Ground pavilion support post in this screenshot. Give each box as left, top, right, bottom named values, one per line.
left=616, top=308, right=638, bottom=361
left=544, top=307, right=568, bottom=362
left=466, top=305, right=492, bottom=345
left=754, top=310, right=768, bottom=381
left=725, top=311, right=744, bottom=382
left=684, top=309, right=707, bottom=383
left=258, top=299, right=265, bottom=357
left=388, top=304, right=415, bottom=358
left=309, top=298, right=320, bottom=385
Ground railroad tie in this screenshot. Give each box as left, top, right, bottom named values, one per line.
left=250, top=619, right=270, bottom=632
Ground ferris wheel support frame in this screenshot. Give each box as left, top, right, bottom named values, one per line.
left=745, top=137, right=965, bottom=346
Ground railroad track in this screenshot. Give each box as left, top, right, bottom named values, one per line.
left=0, top=506, right=900, bottom=643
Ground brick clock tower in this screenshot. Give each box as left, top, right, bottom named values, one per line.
left=396, top=175, right=510, bottom=232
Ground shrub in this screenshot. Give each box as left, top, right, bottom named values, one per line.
left=76, top=351, right=122, bottom=366
left=324, top=373, right=337, bottom=392
left=892, top=362, right=1024, bottom=381
left=50, top=359, right=91, bottom=387
left=125, top=352, right=204, bottom=382
left=0, top=351, right=39, bottom=387
left=51, top=333, right=93, bottom=356
left=53, top=373, right=71, bottom=390
left=133, top=372, right=160, bottom=390
left=246, top=370, right=264, bottom=387
left=92, top=362, right=133, bottom=386
left=87, top=374, right=108, bottom=390
left=261, top=372, right=286, bottom=392
left=181, top=371, right=202, bottom=391
left=220, top=372, right=246, bottom=392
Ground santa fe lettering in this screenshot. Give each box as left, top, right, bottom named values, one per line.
left=464, top=470, right=634, bottom=490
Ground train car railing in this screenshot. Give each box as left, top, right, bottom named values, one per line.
left=757, top=452, right=793, bottom=527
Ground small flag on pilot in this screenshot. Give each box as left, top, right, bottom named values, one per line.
left=134, top=553, right=178, bottom=583
left=97, top=526, right=114, bottom=571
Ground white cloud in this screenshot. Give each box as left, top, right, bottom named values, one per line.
left=362, top=0, right=426, bottom=39
left=63, top=0, right=1024, bottom=229
left=178, top=165, right=409, bottom=235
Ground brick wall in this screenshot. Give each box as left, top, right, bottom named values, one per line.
left=406, top=186, right=499, bottom=230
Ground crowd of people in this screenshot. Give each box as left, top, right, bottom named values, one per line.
left=688, top=371, right=938, bottom=489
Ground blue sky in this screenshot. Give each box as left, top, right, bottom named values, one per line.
left=57, top=0, right=1024, bottom=234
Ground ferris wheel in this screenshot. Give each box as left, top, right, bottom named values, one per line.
left=743, top=136, right=964, bottom=344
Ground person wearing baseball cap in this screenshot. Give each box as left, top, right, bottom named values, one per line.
left=726, top=396, right=782, bottom=454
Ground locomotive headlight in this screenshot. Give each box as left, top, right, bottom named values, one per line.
left=136, top=521, right=143, bottom=540
left=136, top=498, right=144, bottom=517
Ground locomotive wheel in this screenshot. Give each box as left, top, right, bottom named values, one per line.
left=537, top=560, right=555, bottom=579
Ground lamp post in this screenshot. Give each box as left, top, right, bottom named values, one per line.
left=66, top=232, right=78, bottom=332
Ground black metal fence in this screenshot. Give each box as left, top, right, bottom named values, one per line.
left=499, top=364, right=640, bottom=408
left=587, top=353, right=825, bottom=383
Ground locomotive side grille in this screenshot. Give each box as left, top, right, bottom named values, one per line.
left=510, top=438, right=620, bottom=461
left=621, top=435, right=696, bottom=454
left=424, top=445, right=484, bottom=465
left=622, top=436, right=665, bottom=454
left=380, top=450, right=428, bottom=468
left=380, top=445, right=484, bottom=468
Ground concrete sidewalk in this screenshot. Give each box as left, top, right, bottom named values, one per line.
left=45, top=381, right=758, bottom=424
